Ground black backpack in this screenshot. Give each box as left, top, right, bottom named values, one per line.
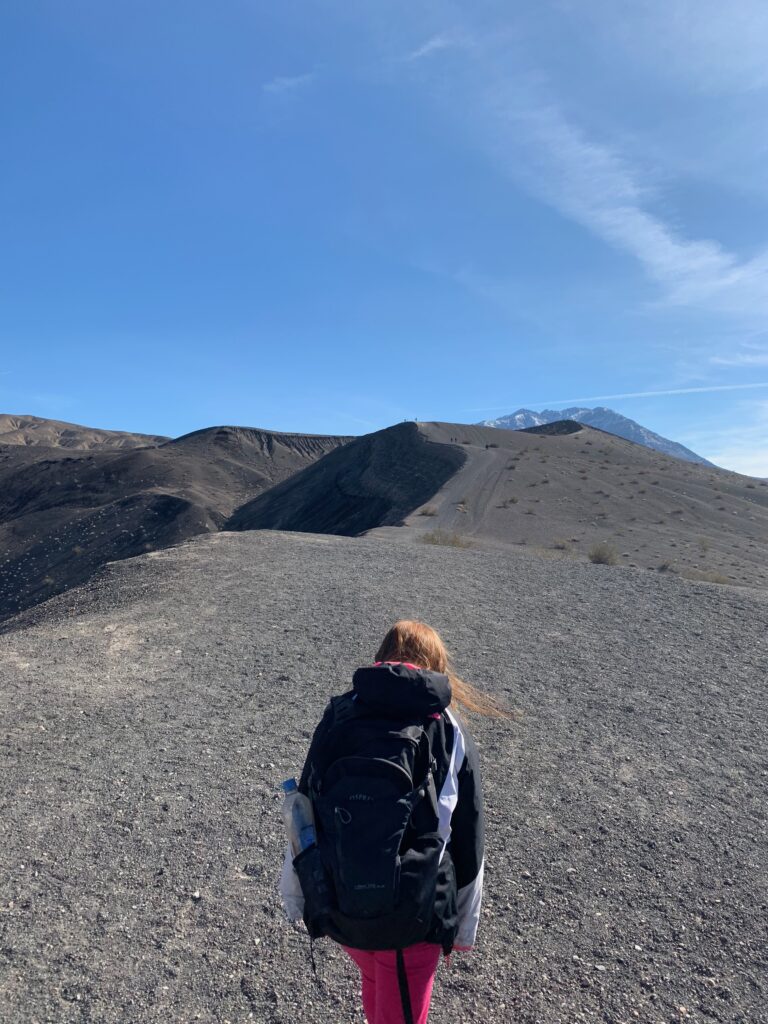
left=293, top=692, right=444, bottom=952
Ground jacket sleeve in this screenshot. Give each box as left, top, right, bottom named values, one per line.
left=449, top=727, right=485, bottom=947
left=278, top=701, right=334, bottom=921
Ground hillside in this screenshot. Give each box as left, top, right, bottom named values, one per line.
left=232, top=420, right=768, bottom=588
left=0, top=426, right=350, bottom=621
left=227, top=421, right=466, bottom=535
left=3, top=415, right=766, bottom=629
left=1, top=529, right=765, bottom=1023
left=0, top=413, right=169, bottom=449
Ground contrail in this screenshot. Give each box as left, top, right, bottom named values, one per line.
left=465, top=381, right=768, bottom=414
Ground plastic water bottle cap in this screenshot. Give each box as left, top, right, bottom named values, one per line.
left=282, top=778, right=298, bottom=793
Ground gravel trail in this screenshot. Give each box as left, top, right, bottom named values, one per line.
left=1, top=530, right=766, bottom=1023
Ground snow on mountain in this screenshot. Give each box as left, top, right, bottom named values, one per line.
left=478, top=406, right=713, bottom=466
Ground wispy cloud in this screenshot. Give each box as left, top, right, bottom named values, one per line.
left=710, top=343, right=768, bottom=367
left=262, top=73, right=315, bottom=95
left=402, top=32, right=472, bottom=62
left=391, top=14, right=768, bottom=325
left=490, top=98, right=768, bottom=321
left=464, top=381, right=768, bottom=414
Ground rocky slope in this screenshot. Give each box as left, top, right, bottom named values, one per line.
left=228, top=422, right=466, bottom=536
left=233, top=420, right=768, bottom=589
left=0, top=426, right=350, bottom=621
left=1, top=529, right=765, bottom=1023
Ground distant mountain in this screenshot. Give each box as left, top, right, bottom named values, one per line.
left=0, top=413, right=170, bottom=450
left=479, top=407, right=712, bottom=466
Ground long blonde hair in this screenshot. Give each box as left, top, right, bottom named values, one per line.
left=374, top=619, right=514, bottom=719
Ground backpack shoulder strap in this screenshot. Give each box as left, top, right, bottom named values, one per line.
left=305, top=692, right=358, bottom=797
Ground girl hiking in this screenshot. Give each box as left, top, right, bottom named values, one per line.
left=280, top=620, right=504, bottom=1024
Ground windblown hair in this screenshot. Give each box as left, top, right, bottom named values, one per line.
left=374, top=619, right=514, bottom=719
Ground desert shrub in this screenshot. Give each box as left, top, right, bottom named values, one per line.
left=553, top=539, right=570, bottom=551
left=680, top=569, right=730, bottom=585
left=418, top=506, right=437, bottom=516
left=418, top=529, right=473, bottom=549
left=697, top=536, right=710, bottom=555
left=657, top=561, right=675, bottom=573
left=486, top=442, right=499, bottom=448
left=588, top=541, right=618, bottom=565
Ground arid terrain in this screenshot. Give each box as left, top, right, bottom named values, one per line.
left=3, top=416, right=767, bottom=632
left=234, top=421, right=768, bottom=589
left=0, top=424, right=350, bottom=621
left=1, top=413, right=767, bottom=1022
left=1, top=529, right=766, bottom=1023
left=0, top=414, right=169, bottom=450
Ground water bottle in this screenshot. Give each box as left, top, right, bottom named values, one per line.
left=281, top=778, right=317, bottom=857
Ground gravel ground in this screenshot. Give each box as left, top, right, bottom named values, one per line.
left=1, top=530, right=766, bottom=1024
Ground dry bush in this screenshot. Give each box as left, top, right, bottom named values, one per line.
left=418, top=530, right=473, bottom=549
left=552, top=539, right=570, bottom=551
left=680, top=568, right=730, bottom=585
left=418, top=506, right=438, bottom=516
left=588, top=541, right=619, bottom=565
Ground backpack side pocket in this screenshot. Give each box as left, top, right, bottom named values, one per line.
left=293, top=844, right=335, bottom=939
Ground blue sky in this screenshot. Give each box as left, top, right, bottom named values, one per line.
left=1, top=0, right=767, bottom=474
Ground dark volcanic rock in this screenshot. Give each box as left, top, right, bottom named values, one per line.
left=0, top=529, right=766, bottom=1023
left=521, top=419, right=584, bottom=436
left=0, top=427, right=350, bottom=621
left=228, top=421, right=466, bottom=535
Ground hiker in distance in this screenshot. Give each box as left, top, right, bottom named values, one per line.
left=280, top=619, right=509, bottom=1024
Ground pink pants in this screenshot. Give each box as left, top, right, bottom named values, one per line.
left=342, top=942, right=442, bottom=1024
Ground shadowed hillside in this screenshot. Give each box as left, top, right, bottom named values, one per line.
left=0, top=426, right=350, bottom=620
left=228, top=421, right=466, bottom=536
left=1, top=529, right=765, bottom=1022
